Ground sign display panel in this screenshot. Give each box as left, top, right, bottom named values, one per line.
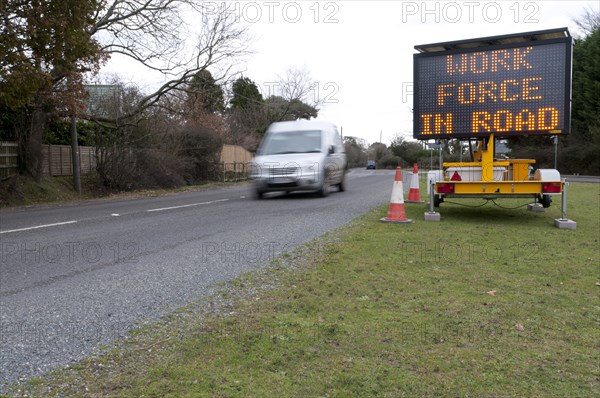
left=413, top=39, right=571, bottom=139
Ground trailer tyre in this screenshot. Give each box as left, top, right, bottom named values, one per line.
left=540, top=194, right=552, bottom=208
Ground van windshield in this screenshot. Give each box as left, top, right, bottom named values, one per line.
left=259, top=130, right=322, bottom=155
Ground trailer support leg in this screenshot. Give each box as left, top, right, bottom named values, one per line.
left=554, top=178, right=576, bottom=229
left=424, top=180, right=440, bottom=221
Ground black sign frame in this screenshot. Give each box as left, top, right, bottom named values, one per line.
left=413, top=34, right=572, bottom=140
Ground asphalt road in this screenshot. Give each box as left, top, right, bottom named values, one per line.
left=0, top=168, right=395, bottom=391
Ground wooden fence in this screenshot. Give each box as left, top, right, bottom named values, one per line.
left=0, top=141, right=19, bottom=179
left=43, top=145, right=97, bottom=177
left=221, top=145, right=253, bottom=168
left=218, top=161, right=254, bottom=182
left=220, top=145, right=254, bottom=181
left=1, top=142, right=253, bottom=181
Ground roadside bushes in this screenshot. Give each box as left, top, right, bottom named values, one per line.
left=176, top=126, right=223, bottom=184
left=93, top=124, right=223, bottom=191
left=377, top=153, right=402, bottom=169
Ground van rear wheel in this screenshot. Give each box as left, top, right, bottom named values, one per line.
left=338, top=174, right=346, bottom=192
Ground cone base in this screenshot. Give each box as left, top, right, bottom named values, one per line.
left=407, top=188, right=422, bottom=203
left=380, top=217, right=413, bottom=224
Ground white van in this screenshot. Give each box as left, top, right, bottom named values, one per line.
left=252, top=120, right=347, bottom=199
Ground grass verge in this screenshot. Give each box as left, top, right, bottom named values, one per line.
left=6, top=183, right=599, bottom=397
left=0, top=175, right=249, bottom=208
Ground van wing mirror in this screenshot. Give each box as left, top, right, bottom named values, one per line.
left=328, top=145, right=335, bottom=155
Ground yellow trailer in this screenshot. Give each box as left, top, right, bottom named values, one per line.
left=413, top=28, right=572, bottom=208
left=432, top=134, right=562, bottom=208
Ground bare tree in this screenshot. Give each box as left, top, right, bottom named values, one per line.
left=88, top=1, right=251, bottom=123
left=573, top=7, right=600, bottom=37
left=261, top=67, right=323, bottom=122
left=276, top=66, right=322, bottom=107
left=84, top=4, right=255, bottom=190
left=1, top=1, right=250, bottom=180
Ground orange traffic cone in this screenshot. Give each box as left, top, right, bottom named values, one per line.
left=406, top=163, right=423, bottom=203
left=380, top=167, right=413, bottom=223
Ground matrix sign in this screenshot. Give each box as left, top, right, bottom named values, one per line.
left=413, top=39, right=571, bottom=139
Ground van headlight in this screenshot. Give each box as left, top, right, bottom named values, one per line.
left=301, top=163, right=319, bottom=179
left=249, top=163, right=262, bottom=179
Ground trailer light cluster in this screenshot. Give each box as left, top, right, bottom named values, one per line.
left=542, top=182, right=561, bottom=194
left=437, top=183, right=455, bottom=194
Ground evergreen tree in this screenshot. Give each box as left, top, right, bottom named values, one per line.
left=562, top=25, right=600, bottom=174
left=509, top=20, right=600, bottom=174
left=230, top=77, right=263, bottom=109
left=188, top=70, right=225, bottom=114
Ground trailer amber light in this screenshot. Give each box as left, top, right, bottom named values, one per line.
left=437, top=183, right=455, bottom=193
left=542, top=182, right=561, bottom=193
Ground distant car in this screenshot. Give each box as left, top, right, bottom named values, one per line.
left=366, top=160, right=376, bottom=169
left=252, top=120, right=347, bottom=198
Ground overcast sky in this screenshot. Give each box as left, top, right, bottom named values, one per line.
left=100, top=0, right=599, bottom=146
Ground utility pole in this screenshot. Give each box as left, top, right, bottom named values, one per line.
left=70, top=115, right=81, bottom=194
left=430, top=147, right=433, bottom=170
left=554, top=136, right=558, bottom=169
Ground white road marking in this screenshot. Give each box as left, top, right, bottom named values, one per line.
left=146, top=198, right=229, bottom=212
left=0, top=199, right=231, bottom=234
left=0, top=221, right=77, bottom=234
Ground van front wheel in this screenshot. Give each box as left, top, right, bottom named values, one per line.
left=319, top=174, right=330, bottom=197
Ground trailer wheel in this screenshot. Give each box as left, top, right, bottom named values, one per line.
left=433, top=194, right=443, bottom=208
left=539, top=194, right=552, bottom=208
